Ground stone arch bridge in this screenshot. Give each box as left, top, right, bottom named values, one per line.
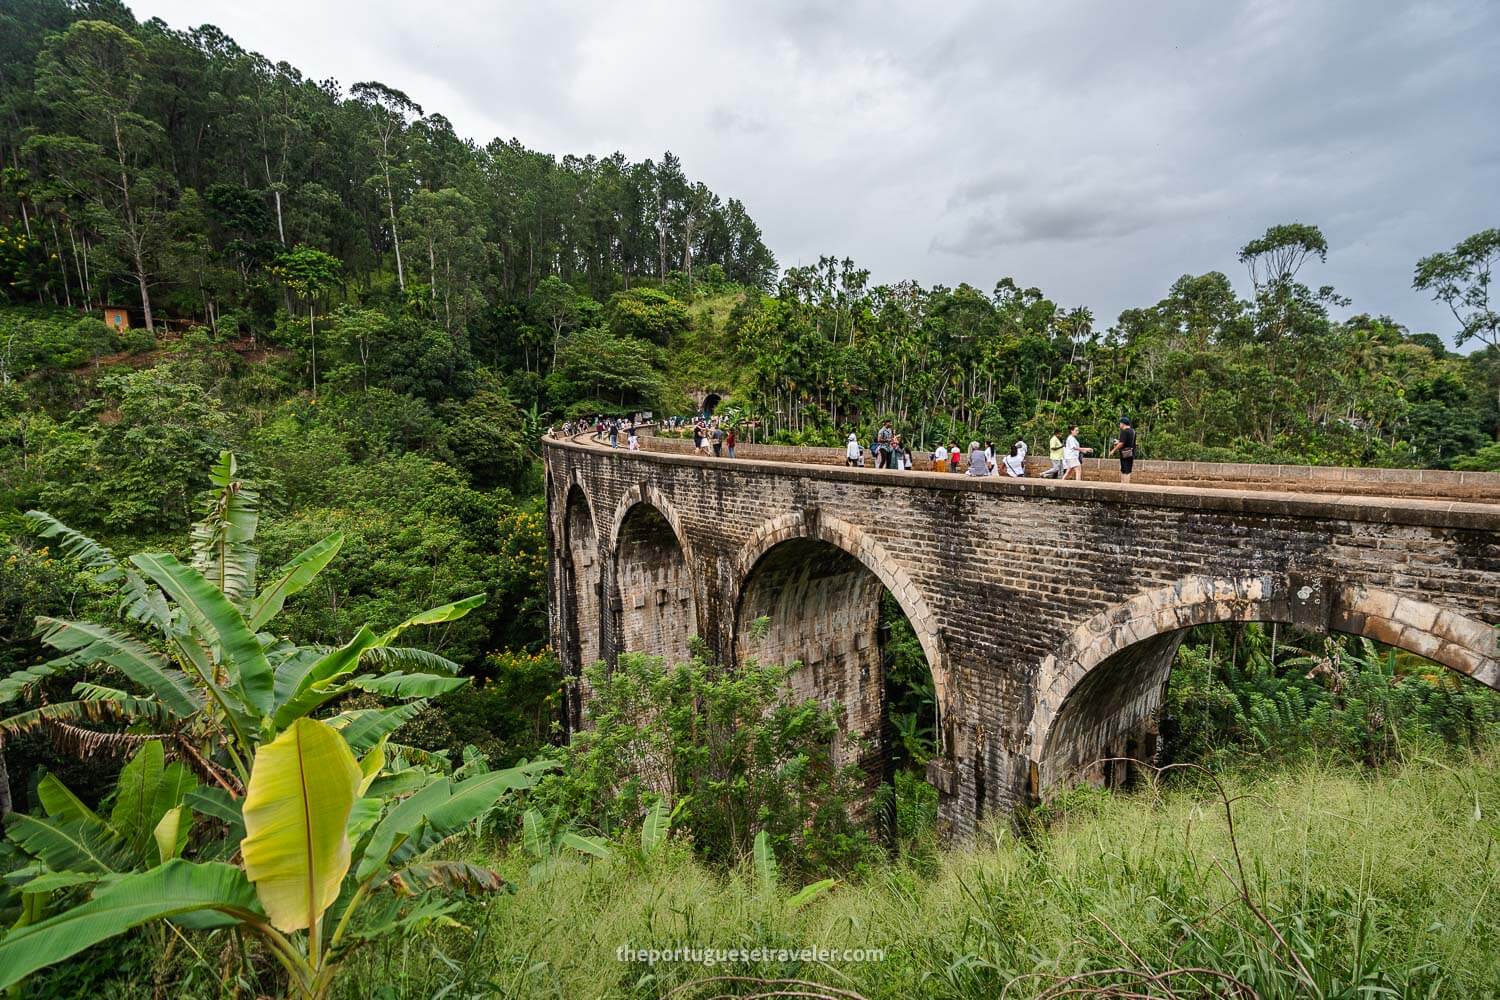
left=545, top=433, right=1500, bottom=838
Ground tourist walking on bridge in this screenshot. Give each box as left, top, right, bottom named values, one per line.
left=846, top=432, right=862, bottom=467
left=1109, top=417, right=1136, bottom=483
left=932, top=442, right=947, bottom=472
left=1044, top=431, right=1065, bottom=478
left=1063, top=425, right=1092, bottom=480
left=725, top=427, right=736, bottom=458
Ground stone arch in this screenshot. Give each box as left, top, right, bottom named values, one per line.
left=732, top=511, right=950, bottom=715
left=731, top=511, right=952, bottom=796
left=608, top=486, right=700, bottom=668
left=1029, top=574, right=1500, bottom=791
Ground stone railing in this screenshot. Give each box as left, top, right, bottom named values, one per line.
left=626, top=431, right=1500, bottom=497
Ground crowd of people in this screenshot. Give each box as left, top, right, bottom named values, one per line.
left=551, top=411, right=1140, bottom=484
left=552, top=415, right=645, bottom=451
left=843, top=418, right=1138, bottom=483
left=689, top=416, right=737, bottom=458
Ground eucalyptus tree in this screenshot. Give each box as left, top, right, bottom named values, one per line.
left=399, top=187, right=487, bottom=336
left=242, top=54, right=309, bottom=247
left=29, top=19, right=169, bottom=331
left=351, top=81, right=422, bottom=293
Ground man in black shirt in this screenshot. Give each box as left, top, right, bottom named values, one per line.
left=1109, top=417, right=1137, bottom=483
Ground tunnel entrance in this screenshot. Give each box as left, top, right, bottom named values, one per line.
left=612, top=502, right=698, bottom=669
left=734, top=536, right=939, bottom=838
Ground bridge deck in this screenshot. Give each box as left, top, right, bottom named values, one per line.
left=558, top=431, right=1500, bottom=514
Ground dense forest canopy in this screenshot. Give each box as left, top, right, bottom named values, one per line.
left=3, top=1, right=1498, bottom=475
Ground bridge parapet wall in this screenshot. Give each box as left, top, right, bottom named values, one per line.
left=632, top=433, right=1500, bottom=496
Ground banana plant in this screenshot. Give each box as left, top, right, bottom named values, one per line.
left=2, top=452, right=478, bottom=791
left=750, top=830, right=835, bottom=911
left=519, top=807, right=613, bottom=882
left=0, top=718, right=555, bottom=997
left=1, top=740, right=198, bottom=930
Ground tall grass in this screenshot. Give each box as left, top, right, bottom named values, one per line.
left=339, top=750, right=1500, bottom=999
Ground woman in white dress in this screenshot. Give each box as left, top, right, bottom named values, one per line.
left=1063, top=425, right=1093, bottom=480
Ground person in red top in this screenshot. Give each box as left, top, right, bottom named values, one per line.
left=725, top=427, right=737, bottom=459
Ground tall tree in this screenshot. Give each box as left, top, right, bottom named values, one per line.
left=399, top=186, right=486, bottom=336
left=351, top=81, right=421, bottom=293
left=30, top=19, right=168, bottom=331
left=1415, top=229, right=1500, bottom=428
left=273, top=244, right=341, bottom=398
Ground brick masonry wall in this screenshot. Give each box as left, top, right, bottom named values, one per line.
left=546, top=439, right=1500, bottom=840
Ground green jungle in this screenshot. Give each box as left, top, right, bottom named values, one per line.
left=0, top=2, right=1498, bottom=997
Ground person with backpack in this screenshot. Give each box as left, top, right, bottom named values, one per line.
left=1003, top=441, right=1028, bottom=477
left=876, top=420, right=894, bottom=469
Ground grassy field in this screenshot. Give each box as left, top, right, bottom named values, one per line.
left=339, top=751, right=1500, bottom=999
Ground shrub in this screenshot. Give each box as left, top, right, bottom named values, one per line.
left=1164, top=624, right=1500, bottom=769
left=537, top=653, right=877, bottom=876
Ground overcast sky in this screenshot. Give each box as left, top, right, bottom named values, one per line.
left=136, top=0, right=1500, bottom=343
